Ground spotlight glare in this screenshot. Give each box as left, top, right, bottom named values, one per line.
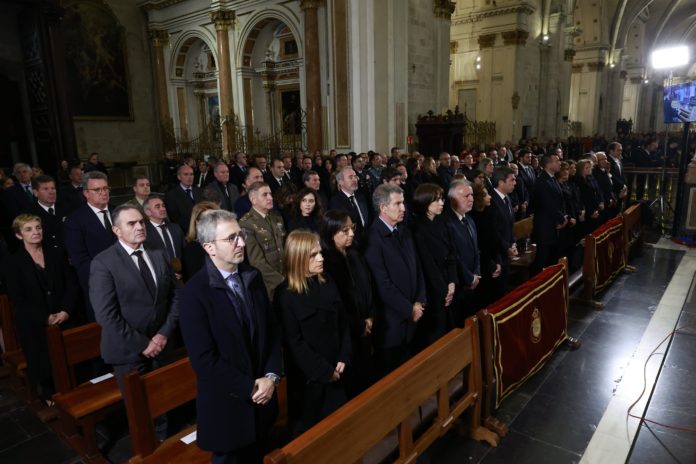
left=651, top=46, right=689, bottom=69
left=542, top=35, right=549, bottom=42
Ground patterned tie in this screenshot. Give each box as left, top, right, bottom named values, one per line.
left=132, top=250, right=156, bottom=298
left=227, top=273, right=254, bottom=336
left=462, top=216, right=475, bottom=241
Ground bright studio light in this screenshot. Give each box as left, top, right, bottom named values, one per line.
left=651, top=46, right=690, bottom=69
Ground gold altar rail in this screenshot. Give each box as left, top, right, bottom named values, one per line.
left=623, top=167, right=678, bottom=233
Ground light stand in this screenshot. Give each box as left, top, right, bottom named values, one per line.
left=649, top=46, right=690, bottom=236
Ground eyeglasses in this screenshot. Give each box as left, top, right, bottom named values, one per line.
left=86, top=187, right=111, bottom=193
left=211, top=230, right=248, bottom=246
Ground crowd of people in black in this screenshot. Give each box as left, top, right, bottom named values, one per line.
left=0, top=138, right=657, bottom=462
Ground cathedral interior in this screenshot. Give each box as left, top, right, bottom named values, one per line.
left=1, top=0, right=696, bottom=463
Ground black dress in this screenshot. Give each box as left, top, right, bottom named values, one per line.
left=286, top=215, right=320, bottom=233
left=276, top=276, right=351, bottom=435
left=181, top=240, right=206, bottom=281
left=4, top=246, right=77, bottom=398
left=323, top=247, right=375, bottom=396
left=410, top=215, right=458, bottom=346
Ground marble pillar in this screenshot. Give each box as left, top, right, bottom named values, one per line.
left=211, top=10, right=236, bottom=158
left=302, top=0, right=323, bottom=152
left=149, top=30, right=171, bottom=129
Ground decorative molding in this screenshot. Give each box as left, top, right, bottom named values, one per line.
left=433, top=0, right=456, bottom=20
left=629, top=76, right=643, bottom=84
left=452, top=2, right=535, bottom=26
left=478, top=33, right=496, bottom=49
left=571, top=63, right=584, bottom=73
left=210, top=10, right=236, bottom=31
left=148, top=29, right=169, bottom=47
left=564, top=49, right=576, bottom=61
left=501, top=29, right=529, bottom=46
left=587, top=61, right=605, bottom=72
left=511, top=92, right=520, bottom=110
left=454, top=79, right=480, bottom=85
left=450, top=40, right=458, bottom=54
left=139, top=0, right=187, bottom=12
left=300, top=0, right=325, bottom=10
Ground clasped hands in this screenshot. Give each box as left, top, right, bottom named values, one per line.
left=142, top=334, right=167, bottom=358
left=47, top=311, right=69, bottom=325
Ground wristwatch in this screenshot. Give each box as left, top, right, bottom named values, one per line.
left=265, top=373, right=281, bottom=386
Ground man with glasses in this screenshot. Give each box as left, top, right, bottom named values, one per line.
left=179, top=209, right=281, bottom=464
left=64, top=171, right=116, bottom=322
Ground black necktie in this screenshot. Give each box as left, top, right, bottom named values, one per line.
left=227, top=273, right=254, bottom=336
left=159, top=223, right=176, bottom=258
left=24, top=185, right=32, bottom=198
left=504, top=196, right=513, bottom=218
left=349, top=195, right=365, bottom=226
left=132, top=250, right=156, bottom=298
left=185, top=188, right=194, bottom=201
left=392, top=227, right=401, bottom=244
left=48, top=207, right=55, bottom=216
left=462, top=216, right=475, bottom=241
left=100, top=210, right=112, bottom=230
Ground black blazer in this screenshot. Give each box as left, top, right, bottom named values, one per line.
left=203, top=181, right=240, bottom=212
left=329, top=191, right=370, bottom=246
left=230, top=164, right=248, bottom=191
left=59, top=184, right=86, bottom=216
left=365, top=219, right=426, bottom=348
left=471, top=207, right=503, bottom=278
left=489, top=192, right=516, bottom=254
left=531, top=171, right=566, bottom=245
left=3, top=183, right=35, bottom=220
left=164, top=184, right=203, bottom=231
left=89, top=243, right=178, bottom=365
left=443, top=208, right=480, bottom=286
left=608, top=156, right=626, bottom=194
left=517, top=163, right=536, bottom=194
left=194, top=171, right=214, bottom=189
left=30, top=203, right=68, bottom=250
left=144, top=221, right=185, bottom=261
left=4, top=247, right=77, bottom=385
left=179, top=258, right=281, bottom=452
left=593, top=167, right=616, bottom=206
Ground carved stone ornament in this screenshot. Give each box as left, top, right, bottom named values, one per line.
left=433, top=0, right=456, bottom=19
left=210, top=10, right=236, bottom=31
left=148, top=29, right=169, bottom=47
left=571, top=63, right=584, bottom=73
left=501, top=29, right=529, bottom=46
left=587, top=61, right=605, bottom=72
left=300, top=0, right=325, bottom=9
left=450, top=40, right=458, bottom=54
left=478, top=33, right=496, bottom=49
left=564, top=49, right=576, bottom=61
left=511, top=91, right=520, bottom=110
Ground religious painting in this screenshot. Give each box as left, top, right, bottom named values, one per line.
left=62, top=0, right=132, bottom=120
left=281, top=90, right=302, bottom=135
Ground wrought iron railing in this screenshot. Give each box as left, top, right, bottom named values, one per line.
left=464, top=116, right=496, bottom=148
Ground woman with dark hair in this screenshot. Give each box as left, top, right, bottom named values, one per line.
left=405, top=157, right=422, bottom=192
left=320, top=209, right=375, bottom=396
left=465, top=168, right=485, bottom=185
left=419, top=157, right=439, bottom=184
left=409, top=183, right=457, bottom=346
left=286, top=188, right=323, bottom=233
left=181, top=200, right=221, bottom=281
left=276, top=230, right=351, bottom=435
left=571, top=159, right=602, bottom=235
left=470, top=183, right=503, bottom=309
left=478, top=157, right=495, bottom=192
left=4, top=214, right=77, bottom=401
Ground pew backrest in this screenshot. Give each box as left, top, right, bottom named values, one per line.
left=0, top=294, right=20, bottom=353
left=513, top=215, right=534, bottom=242
left=47, top=323, right=102, bottom=393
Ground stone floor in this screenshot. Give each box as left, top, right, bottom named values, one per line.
left=0, top=246, right=691, bottom=464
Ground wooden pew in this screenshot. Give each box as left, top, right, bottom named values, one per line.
left=264, top=318, right=498, bottom=464
left=124, top=357, right=210, bottom=464
left=510, top=215, right=536, bottom=281
left=47, top=323, right=122, bottom=463
left=622, top=203, right=642, bottom=264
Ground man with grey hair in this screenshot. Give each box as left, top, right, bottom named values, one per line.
left=443, top=179, right=480, bottom=324
left=64, top=170, right=116, bottom=321
left=90, top=204, right=178, bottom=395
left=329, top=167, right=370, bottom=247
left=3, top=162, right=35, bottom=220
left=365, top=184, right=426, bottom=376
left=179, top=209, right=281, bottom=463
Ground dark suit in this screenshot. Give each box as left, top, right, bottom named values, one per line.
left=59, top=184, right=86, bottom=216
left=230, top=164, right=248, bottom=191
left=179, top=258, right=281, bottom=456
left=517, top=163, right=536, bottom=198
left=365, top=219, right=425, bottom=374
left=4, top=246, right=77, bottom=397
left=64, top=204, right=116, bottom=321
left=531, top=171, right=566, bottom=272
left=30, top=203, right=68, bottom=250
left=443, top=208, right=480, bottom=321
left=164, top=184, right=203, bottom=231
left=265, top=175, right=285, bottom=195
left=329, top=191, right=370, bottom=247
left=436, top=165, right=453, bottom=191
left=195, top=171, right=214, bottom=189
left=89, top=243, right=178, bottom=389
left=3, top=182, right=35, bottom=220
left=593, top=167, right=616, bottom=219
left=145, top=221, right=185, bottom=261
left=203, top=181, right=240, bottom=212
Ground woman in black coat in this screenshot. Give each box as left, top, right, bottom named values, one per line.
left=409, top=184, right=457, bottom=347
left=572, top=159, right=602, bottom=236
left=4, top=214, right=77, bottom=400
left=276, top=230, right=351, bottom=435
left=470, top=183, right=504, bottom=310
left=285, top=188, right=322, bottom=233
left=181, top=201, right=220, bottom=281
left=321, top=210, right=375, bottom=396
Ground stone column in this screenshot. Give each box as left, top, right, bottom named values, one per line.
left=301, top=0, right=324, bottom=152
left=211, top=10, right=236, bottom=158
left=148, top=30, right=171, bottom=129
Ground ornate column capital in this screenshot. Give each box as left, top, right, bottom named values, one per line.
left=501, top=29, right=529, bottom=46
left=301, top=0, right=325, bottom=10
left=211, top=10, right=236, bottom=31
left=478, top=33, right=496, bottom=49
left=433, top=0, right=455, bottom=20
left=148, top=29, right=169, bottom=47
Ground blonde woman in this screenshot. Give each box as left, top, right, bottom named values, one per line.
left=275, top=230, right=351, bottom=436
